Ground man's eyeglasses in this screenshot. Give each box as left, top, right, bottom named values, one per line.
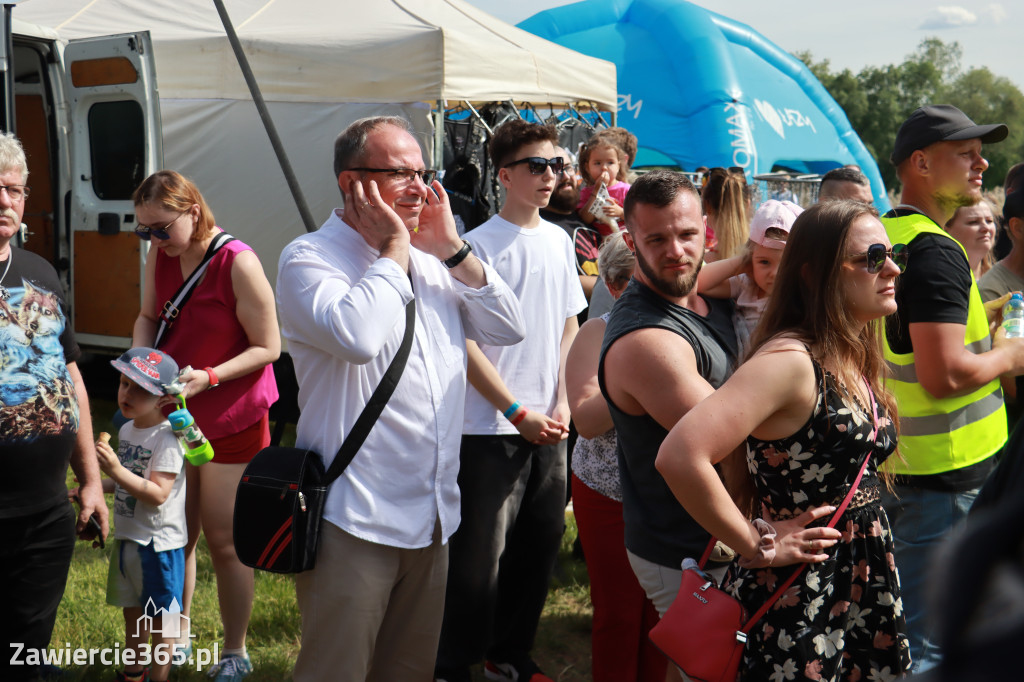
left=850, top=243, right=908, bottom=273
left=503, top=157, right=565, bottom=175
left=0, top=185, right=30, bottom=202
left=135, top=212, right=186, bottom=241
left=347, top=168, right=438, bottom=185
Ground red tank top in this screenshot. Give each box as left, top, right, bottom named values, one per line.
left=153, top=232, right=277, bottom=439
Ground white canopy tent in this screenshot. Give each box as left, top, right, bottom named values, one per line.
left=18, top=0, right=617, bottom=105
left=15, top=0, right=617, bottom=283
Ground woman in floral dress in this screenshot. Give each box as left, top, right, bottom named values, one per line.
left=656, top=200, right=912, bottom=681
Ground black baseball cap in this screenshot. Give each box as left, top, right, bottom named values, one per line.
left=890, top=105, right=1008, bottom=166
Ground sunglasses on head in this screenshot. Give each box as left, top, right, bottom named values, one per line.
left=850, top=243, right=908, bottom=273
left=135, top=211, right=186, bottom=241
left=504, top=156, right=565, bottom=175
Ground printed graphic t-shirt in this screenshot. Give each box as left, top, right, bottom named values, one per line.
left=113, top=421, right=187, bottom=552
left=0, top=247, right=81, bottom=518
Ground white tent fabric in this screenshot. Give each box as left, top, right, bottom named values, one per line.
left=16, top=0, right=617, bottom=107
left=13, top=0, right=616, bottom=302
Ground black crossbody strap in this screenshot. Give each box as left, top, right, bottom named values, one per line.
left=154, top=231, right=236, bottom=348
left=324, top=296, right=416, bottom=484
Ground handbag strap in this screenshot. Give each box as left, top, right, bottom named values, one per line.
left=323, top=296, right=416, bottom=484
left=154, top=231, right=236, bottom=348
left=700, top=376, right=881, bottom=634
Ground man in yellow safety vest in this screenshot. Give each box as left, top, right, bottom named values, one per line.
left=881, top=104, right=1024, bottom=673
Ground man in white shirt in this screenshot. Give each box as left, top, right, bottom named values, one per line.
left=436, top=120, right=588, bottom=682
left=276, top=116, right=525, bottom=682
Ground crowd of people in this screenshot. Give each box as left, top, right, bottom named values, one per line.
left=2, top=99, right=1023, bottom=682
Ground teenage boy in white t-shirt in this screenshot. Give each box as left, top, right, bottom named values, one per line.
left=95, top=347, right=187, bottom=682
left=436, top=120, right=588, bottom=682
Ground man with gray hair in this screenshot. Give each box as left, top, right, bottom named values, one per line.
left=0, top=132, right=109, bottom=681
left=817, top=166, right=873, bottom=204
left=277, top=116, right=524, bottom=681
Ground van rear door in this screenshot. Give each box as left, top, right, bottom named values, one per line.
left=64, top=31, right=161, bottom=351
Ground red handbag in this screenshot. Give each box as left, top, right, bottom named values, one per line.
left=648, top=544, right=751, bottom=682
left=650, top=380, right=879, bottom=681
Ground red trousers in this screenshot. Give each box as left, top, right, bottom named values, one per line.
left=572, top=475, right=667, bottom=682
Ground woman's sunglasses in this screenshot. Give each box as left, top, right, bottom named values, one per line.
left=850, top=243, right=909, bottom=273
left=135, top=211, right=186, bottom=241
left=503, top=156, right=565, bottom=175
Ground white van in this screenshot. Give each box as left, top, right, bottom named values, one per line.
left=6, top=12, right=160, bottom=352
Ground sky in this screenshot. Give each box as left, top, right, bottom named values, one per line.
left=466, top=0, right=1022, bottom=93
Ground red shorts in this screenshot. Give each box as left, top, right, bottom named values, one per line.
left=209, top=412, right=270, bottom=465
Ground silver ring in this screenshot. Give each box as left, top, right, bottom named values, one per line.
left=806, top=540, right=813, bottom=553
left=363, top=201, right=371, bottom=207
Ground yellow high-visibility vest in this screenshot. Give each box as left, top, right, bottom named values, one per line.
left=882, top=211, right=1006, bottom=476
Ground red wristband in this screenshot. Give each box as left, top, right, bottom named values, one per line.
left=203, top=366, right=220, bottom=388
left=510, top=408, right=528, bottom=426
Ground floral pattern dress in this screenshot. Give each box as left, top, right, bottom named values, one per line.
left=724, top=362, right=911, bottom=681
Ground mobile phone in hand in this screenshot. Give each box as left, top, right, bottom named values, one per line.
left=86, top=514, right=105, bottom=549
left=72, top=493, right=105, bottom=549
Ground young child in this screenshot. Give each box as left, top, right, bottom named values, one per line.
left=698, top=199, right=803, bottom=354
left=97, top=347, right=187, bottom=682
left=577, top=136, right=631, bottom=236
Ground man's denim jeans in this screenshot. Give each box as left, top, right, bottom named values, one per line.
left=882, top=484, right=978, bottom=674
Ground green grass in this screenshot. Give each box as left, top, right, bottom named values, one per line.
left=529, top=512, right=593, bottom=682
left=50, top=395, right=593, bottom=680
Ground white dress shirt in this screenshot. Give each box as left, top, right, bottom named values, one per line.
left=277, top=210, right=525, bottom=548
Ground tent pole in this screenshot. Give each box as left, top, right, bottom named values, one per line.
left=433, top=101, right=444, bottom=171
left=211, top=0, right=317, bottom=233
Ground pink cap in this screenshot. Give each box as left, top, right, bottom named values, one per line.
left=749, top=200, right=803, bottom=249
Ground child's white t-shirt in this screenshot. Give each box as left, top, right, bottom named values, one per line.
left=730, top=273, right=768, bottom=355
left=112, top=421, right=187, bottom=552
left=462, top=215, right=588, bottom=435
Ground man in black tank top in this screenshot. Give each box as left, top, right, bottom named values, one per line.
left=598, top=171, right=737, bottom=632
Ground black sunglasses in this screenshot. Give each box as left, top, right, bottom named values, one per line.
left=135, top=211, right=186, bottom=241
left=346, top=167, right=438, bottom=185
left=504, top=156, right=565, bottom=175
left=850, top=243, right=908, bottom=273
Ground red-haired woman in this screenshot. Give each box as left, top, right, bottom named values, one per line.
left=132, top=170, right=279, bottom=681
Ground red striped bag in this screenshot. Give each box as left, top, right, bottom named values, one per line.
left=233, top=446, right=326, bottom=573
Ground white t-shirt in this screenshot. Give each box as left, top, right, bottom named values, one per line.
left=729, top=273, right=768, bottom=355
left=463, top=215, right=588, bottom=435
left=112, top=421, right=187, bottom=552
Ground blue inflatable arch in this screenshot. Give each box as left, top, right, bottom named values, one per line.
left=519, top=0, right=889, bottom=208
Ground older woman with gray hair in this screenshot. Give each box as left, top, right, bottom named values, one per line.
left=566, top=232, right=666, bottom=682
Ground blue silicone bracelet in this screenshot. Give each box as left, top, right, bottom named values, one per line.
left=503, top=401, right=522, bottom=420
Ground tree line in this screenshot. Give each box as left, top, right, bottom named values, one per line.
left=797, top=38, right=1024, bottom=192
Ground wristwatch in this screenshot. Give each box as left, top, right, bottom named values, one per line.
left=443, top=239, right=473, bottom=269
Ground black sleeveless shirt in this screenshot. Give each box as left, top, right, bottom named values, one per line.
left=598, top=278, right=737, bottom=567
